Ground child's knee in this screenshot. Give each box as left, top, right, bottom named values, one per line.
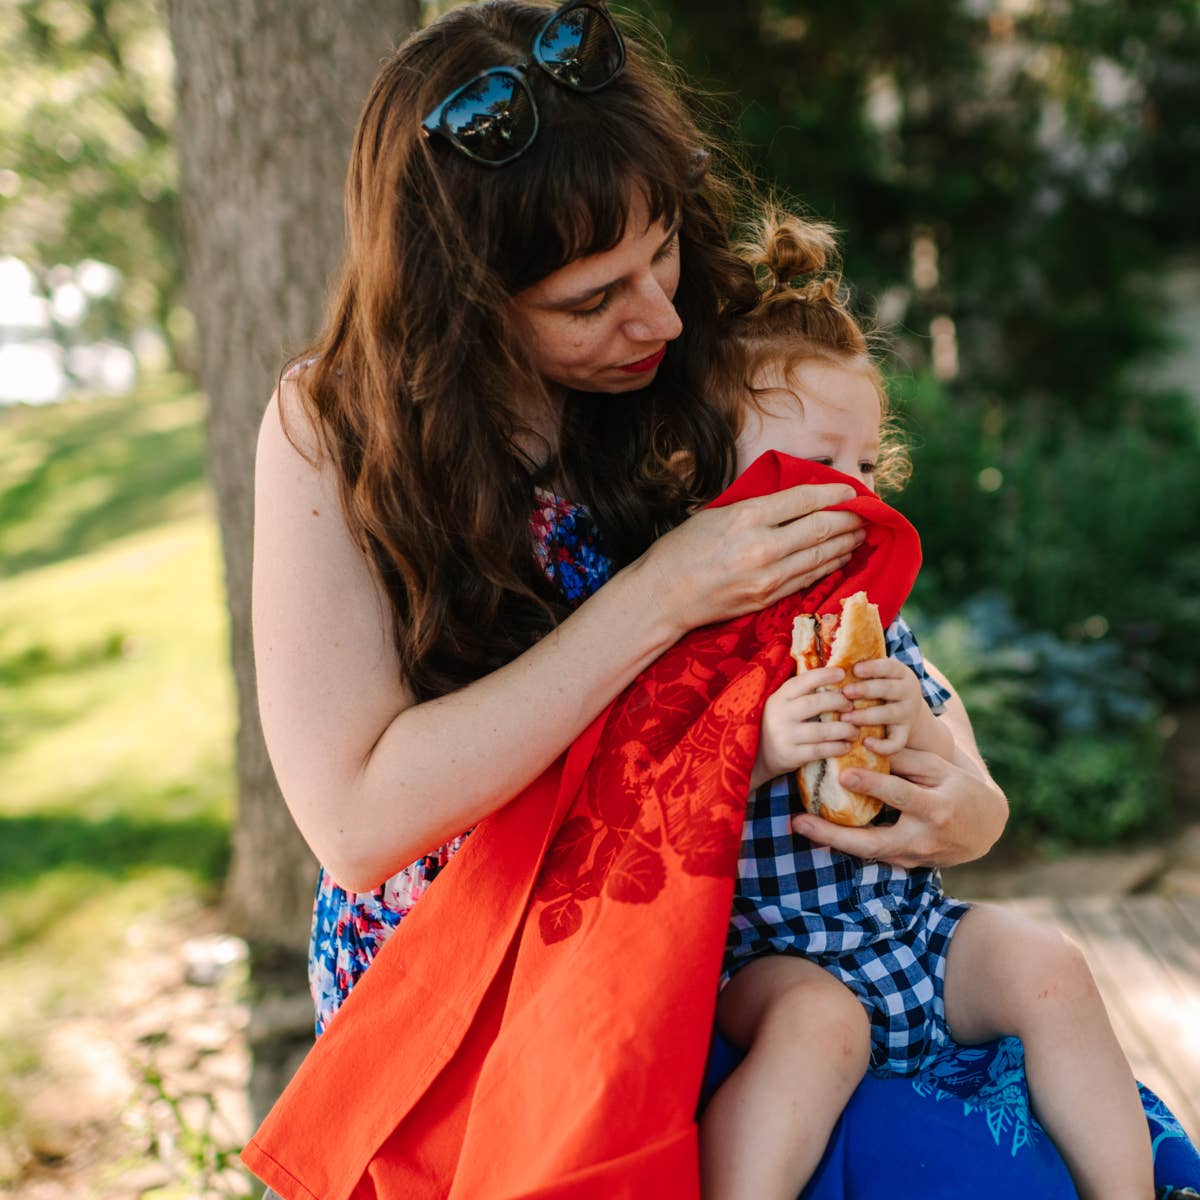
left=1011, top=925, right=1100, bottom=1024
left=761, top=973, right=870, bottom=1071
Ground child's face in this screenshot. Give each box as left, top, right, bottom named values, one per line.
left=734, top=359, right=882, bottom=492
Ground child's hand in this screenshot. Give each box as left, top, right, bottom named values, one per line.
left=751, top=667, right=855, bottom=790
left=841, top=657, right=926, bottom=756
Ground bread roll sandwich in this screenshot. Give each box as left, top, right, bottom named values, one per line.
left=791, top=591, right=890, bottom=827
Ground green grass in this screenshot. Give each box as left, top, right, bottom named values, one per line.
left=0, top=378, right=237, bottom=1164
left=0, top=372, right=210, bottom=575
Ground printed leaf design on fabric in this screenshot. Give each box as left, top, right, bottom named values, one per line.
left=538, top=815, right=599, bottom=897
left=655, top=747, right=744, bottom=878
left=913, top=1037, right=1042, bottom=1157
left=605, top=833, right=667, bottom=904
left=539, top=892, right=583, bottom=944
left=592, top=828, right=626, bottom=889
left=532, top=631, right=791, bottom=941
left=598, top=742, right=651, bottom=830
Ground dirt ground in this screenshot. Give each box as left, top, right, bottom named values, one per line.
left=3, top=907, right=256, bottom=1200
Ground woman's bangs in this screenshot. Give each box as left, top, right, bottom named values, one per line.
left=495, top=115, right=686, bottom=294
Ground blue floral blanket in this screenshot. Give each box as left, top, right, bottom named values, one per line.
left=703, top=1033, right=1200, bottom=1197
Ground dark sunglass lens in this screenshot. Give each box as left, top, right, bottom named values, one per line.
left=538, top=6, right=623, bottom=91
left=442, top=71, right=536, bottom=163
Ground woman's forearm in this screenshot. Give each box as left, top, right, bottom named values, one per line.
left=924, top=659, right=1009, bottom=859
left=340, top=556, right=677, bottom=889
left=925, top=662, right=994, bottom=783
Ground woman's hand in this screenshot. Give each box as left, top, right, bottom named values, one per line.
left=636, top=483, right=866, bottom=636
left=790, top=747, right=1008, bottom=870
left=750, top=667, right=855, bottom=791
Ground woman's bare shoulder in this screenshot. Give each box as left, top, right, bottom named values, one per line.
left=254, top=371, right=377, bottom=628
left=259, top=366, right=325, bottom=470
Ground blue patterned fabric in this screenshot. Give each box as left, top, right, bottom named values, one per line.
left=700, top=1033, right=1200, bottom=1198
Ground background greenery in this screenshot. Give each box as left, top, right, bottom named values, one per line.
left=624, top=0, right=1200, bottom=845
left=3, top=0, right=1199, bottom=1187
left=0, top=378, right=237, bottom=1185
left=3, top=0, right=1198, bottom=855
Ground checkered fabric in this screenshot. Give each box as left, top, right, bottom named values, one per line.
left=725, top=613, right=970, bottom=1077
left=887, top=614, right=952, bottom=715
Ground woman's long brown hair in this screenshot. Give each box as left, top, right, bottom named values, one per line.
left=284, top=1, right=757, bottom=701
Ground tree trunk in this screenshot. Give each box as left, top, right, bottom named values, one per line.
left=166, top=0, right=420, bottom=1115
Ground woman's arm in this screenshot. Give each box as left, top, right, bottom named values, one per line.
left=254, top=381, right=866, bottom=891
left=789, top=661, right=1009, bottom=869
left=925, top=659, right=992, bottom=782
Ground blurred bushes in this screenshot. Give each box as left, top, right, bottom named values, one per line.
left=638, top=0, right=1200, bottom=841
left=636, top=0, right=1200, bottom=421
left=896, top=369, right=1198, bottom=845
left=897, top=373, right=1200, bottom=702
left=915, top=594, right=1167, bottom=847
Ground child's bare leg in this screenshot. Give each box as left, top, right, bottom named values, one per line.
left=701, top=955, right=870, bottom=1200
left=943, top=903, right=1152, bottom=1200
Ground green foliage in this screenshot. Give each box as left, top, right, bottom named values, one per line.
left=896, top=372, right=1200, bottom=699
left=0, top=370, right=208, bottom=573
left=916, top=593, right=1167, bottom=846
left=628, top=0, right=1200, bottom=429
left=134, top=1063, right=255, bottom=1197
left=0, top=0, right=182, bottom=353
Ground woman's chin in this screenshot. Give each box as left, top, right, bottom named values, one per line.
left=567, top=367, right=663, bottom=394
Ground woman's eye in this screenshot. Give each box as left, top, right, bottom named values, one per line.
left=808, top=457, right=834, bottom=467
left=860, top=462, right=877, bottom=475
left=653, top=232, right=680, bottom=263
left=570, top=292, right=614, bottom=319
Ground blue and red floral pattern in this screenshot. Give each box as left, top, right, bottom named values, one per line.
left=308, top=491, right=614, bottom=1034
left=530, top=487, right=614, bottom=609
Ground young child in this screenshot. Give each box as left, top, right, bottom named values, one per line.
left=696, top=212, right=1161, bottom=1200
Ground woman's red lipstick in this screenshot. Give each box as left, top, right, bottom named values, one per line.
left=617, top=345, right=667, bottom=374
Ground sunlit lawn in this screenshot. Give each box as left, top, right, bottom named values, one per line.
left=0, top=377, right=237, bottom=1174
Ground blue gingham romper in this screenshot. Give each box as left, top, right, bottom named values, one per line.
left=724, top=615, right=972, bottom=1077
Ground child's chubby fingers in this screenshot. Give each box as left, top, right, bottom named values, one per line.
left=791, top=719, right=856, bottom=747
left=841, top=675, right=908, bottom=704
left=793, top=740, right=855, bottom=764
left=864, top=732, right=908, bottom=756
left=844, top=700, right=911, bottom=727
left=843, top=663, right=921, bottom=708
left=768, top=672, right=850, bottom=718
left=846, top=657, right=903, bottom=681
left=776, top=666, right=845, bottom=696
left=777, top=694, right=854, bottom=728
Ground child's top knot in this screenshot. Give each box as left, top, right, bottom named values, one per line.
left=743, top=212, right=839, bottom=301
left=709, top=202, right=911, bottom=495
left=726, top=208, right=862, bottom=354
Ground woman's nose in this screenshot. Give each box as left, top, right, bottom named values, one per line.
left=622, top=275, right=683, bottom=345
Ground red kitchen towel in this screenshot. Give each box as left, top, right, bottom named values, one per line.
left=242, top=452, right=922, bottom=1200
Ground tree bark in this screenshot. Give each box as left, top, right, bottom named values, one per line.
left=165, top=1, right=420, bottom=952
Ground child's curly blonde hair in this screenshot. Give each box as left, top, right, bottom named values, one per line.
left=710, top=207, right=911, bottom=494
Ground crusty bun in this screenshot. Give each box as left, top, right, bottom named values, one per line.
left=791, top=591, right=890, bottom=828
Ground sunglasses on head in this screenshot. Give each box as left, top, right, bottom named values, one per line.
left=421, top=0, right=626, bottom=167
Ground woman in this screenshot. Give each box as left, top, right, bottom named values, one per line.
left=248, top=2, right=1195, bottom=1196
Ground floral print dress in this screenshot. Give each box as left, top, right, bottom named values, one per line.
left=307, top=488, right=614, bottom=1034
